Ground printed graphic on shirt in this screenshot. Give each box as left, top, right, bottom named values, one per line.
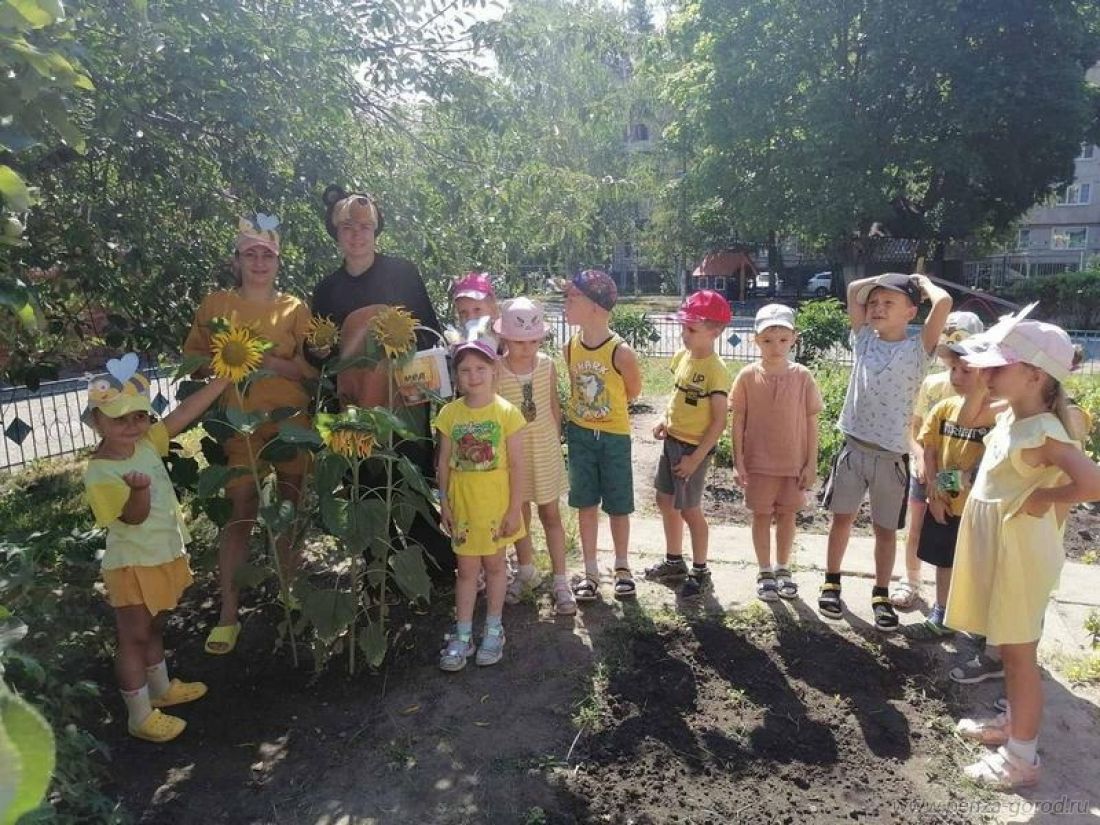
left=677, top=370, right=714, bottom=407
left=450, top=420, right=503, bottom=471
left=572, top=360, right=612, bottom=421
left=940, top=420, right=991, bottom=444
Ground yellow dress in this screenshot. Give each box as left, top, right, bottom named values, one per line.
left=434, top=396, right=528, bottom=556
left=945, top=412, right=1075, bottom=646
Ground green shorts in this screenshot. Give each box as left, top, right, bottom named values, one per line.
left=566, top=422, right=634, bottom=515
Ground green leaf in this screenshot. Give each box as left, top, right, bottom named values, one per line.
left=390, top=545, right=431, bottom=602
left=232, top=563, right=271, bottom=590
left=258, top=499, right=295, bottom=534
left=201, top=496, right=232, bottom=527
left=0, top=166, right=33, bottom=211
left=173, top=353, right=210, bottom=379
left=0, top=690, right=56, bottom=824
left=358, top=621, right=387, bottom=668
left=0, top=280, right=38, bottom=332
left=196, top=464, right=231, bottom=498
left=275, top=421, right=323, bottom=447
left=297, top=582, right=354, bottom=641
left=225, top=406, right=262, bottom=434
left=314, top=452, right=347, bottom=496
left=5, top=0, right=57, bottom=28
left=0, top=614, right=27, bottom=655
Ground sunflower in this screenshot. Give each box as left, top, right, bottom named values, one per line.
left=307, top=315, right=340, bottom=349
left=369, top=306, right=418, bottom=359
left=210, top=325, right=265, bottom=381
left=327, top=428, right=377, bottom=459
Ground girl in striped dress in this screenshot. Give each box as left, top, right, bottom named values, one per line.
left=495, top=298, right=575, bottom=615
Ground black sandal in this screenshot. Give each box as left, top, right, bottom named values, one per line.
left=572, top=575, right=600, bottom=602
left=613, top=567, right=637, bottom=599
left=775, top=568, right=798, bottom=600
left=818, top=582, right=843, bottom=619
left=871, top=595, right=899, bottom=632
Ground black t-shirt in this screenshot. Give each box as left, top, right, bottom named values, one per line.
left=310, top=253, right=443, bottom=350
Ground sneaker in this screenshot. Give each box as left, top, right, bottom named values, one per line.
left=644, top=556, right=688, bottom=582
left=871, top=596, right=899, bottom=632
left=505, top=570, right=543, bottom=605
left=439, top=634, right=476, bottom=672
left=904, top=616, right=955, bottom=640
left=475, top=626, right=506, bottom=666
left=950, top=654, right=1005, bottom=684
left=956, top=713, right=1011, bottom=747
left=679, top=569, right=712, bottom=598
left=757, top=572, right=779, bottom=603
left=552, top=580, right=577, bottom=616
left=963, top=746, right=1039, bottom=790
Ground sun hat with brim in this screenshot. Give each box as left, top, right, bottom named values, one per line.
left=493, top=297, right=548, bottom=341
left=855, top=272, right=922, bottom=306
left=452, top=338, right=498, bottom=365
left=678, top=289, right=732, bottom=325
left=754, top=303, right=796, bottom=333
left=960, top=302, right=1075, bottom=382
left=935, top=311, right=986, bottom=358
left=81, top=363, right=153, bottom=427
left=554, top=269, right=618, bottom=311
left=235, top=214, right=280, bottom=255
left=451, top=271, right=495, bottom=302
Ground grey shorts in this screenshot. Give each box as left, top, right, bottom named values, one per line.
left=821, top=437, right=909, bottom=530
left=654, top=437, right=712, bottom=510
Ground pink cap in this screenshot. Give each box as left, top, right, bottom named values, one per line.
left=451, top=271, right=495, bottom=302
left=961, top=303, right=1075, bottom=381
left=452, top=338, right=498, bottom=365
left=493, top=297, right=548, bottom=341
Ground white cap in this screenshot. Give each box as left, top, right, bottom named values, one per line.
left=754, top=303, right=796, bottom=333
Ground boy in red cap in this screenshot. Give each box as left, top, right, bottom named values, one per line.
left=562, top=270, right=643, bottom=601
left=645, top=290, right=732, bottom=597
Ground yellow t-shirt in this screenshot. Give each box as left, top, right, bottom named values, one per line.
left=184, top=290, right=314, bottom=412
left=919, top=396, right=994, bottom=517
left=666, top=349, right=730, bottom=445
left=567, top=333, right=630, bottom=436
left=84, top=422, right=190, bottom=570
left=913, top=370, right=953, bottom=421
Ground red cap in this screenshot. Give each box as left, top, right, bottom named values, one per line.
left=677, top=290, right=732, bottom=325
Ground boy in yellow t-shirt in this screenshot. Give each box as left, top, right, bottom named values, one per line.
left=645, top=290, right=731, bottom=598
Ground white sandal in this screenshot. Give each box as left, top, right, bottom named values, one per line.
left=889, top=580, right=921, bottom=609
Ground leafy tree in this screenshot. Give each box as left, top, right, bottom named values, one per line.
left=660, top=0, right=1100, bottom=258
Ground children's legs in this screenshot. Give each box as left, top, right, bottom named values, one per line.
left=775, top=511, right=796, bottom=568
left=681, top=505, right=708, bottom=566
left=482, top=551, right=508, bottom=618
left=609, top=513, right=630, bottom=567
left=538, top=501, right=568, bottom=577
left=274, top=471, right=305, bottom=584
left=1001, top=642, right=1042, bottom=742
left=750, top=513, right=772, bottom=567
left=454, top=555, right=481, bottom=626
left=903, top=501, right=926, bottom=584
left=825, top=513, right=854, bottom=573
left=218, top=482, right=258, bottom=625
left=145, top=611, right=167, bottom=668
left=934, top=565, right=951, bottom=608
left=578, top=505, right=600, bottom=568
left=513, top=502, right=536, bottom=568
left=115, top=605, right=155, bottom=691
left=656, top=490, right=683, bottom=558
left=871, top=524, right=898, bottom=589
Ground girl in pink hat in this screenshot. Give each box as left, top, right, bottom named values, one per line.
left=948, top=307, right=1100, bottom=788
left=494, top=297, right=574, bottom=615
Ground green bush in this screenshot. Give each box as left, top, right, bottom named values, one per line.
left=1006, top=270, right=1100, bottom=329
left=1066, top=374, right=1100, bottom=461
left=796, top=299, right=850, bottom=366
left=610, top=308, right=660, bottom=353
left=813, top=365, right=849, bottom=477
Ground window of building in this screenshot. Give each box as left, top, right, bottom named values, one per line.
left=1078, top=144, right=1095, bottom=160
left=1051, top=227, right=1087, bottom=249
left=1056, top=183, right=1091, bottom=205
left=1016, top=228, right=1032, bottom=249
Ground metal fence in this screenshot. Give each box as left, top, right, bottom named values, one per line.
left=6, top=314, right=1100, bottom=470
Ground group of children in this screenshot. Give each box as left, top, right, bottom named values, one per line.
left=82, top=265, right=1100, bottom=790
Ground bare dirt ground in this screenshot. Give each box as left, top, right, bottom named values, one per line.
left=91, top=394, right=1018, bottom=825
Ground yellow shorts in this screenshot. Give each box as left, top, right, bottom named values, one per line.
left=103, top=556, right=193, bottom=615
left=224, top=416, right=312, bottom=490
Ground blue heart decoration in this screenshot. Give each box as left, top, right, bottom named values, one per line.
left=255, top=213, right=280, bottom=231
left=106, top=352, right=140, bottom=383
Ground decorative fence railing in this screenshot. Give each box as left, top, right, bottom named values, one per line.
left=5, top=315, right=1100, bottom=470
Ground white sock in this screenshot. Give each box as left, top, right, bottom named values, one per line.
left=121, top=685, right=152, bottom=729
left=585, top=559, right=600, bottom=577
left=517, top=563, right=536, bottom=582
left=145, top=660, right=170, bottom=699
left=1007, top=736, right=1038, bottom=765
left=759, top=564, right=774, bottom=574
left=614, top=556, right=629, bottom=571
left=553, top=574, right=569, bottom=588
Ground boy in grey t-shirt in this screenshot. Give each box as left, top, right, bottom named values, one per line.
left=819, top=272, right=952, bottom=631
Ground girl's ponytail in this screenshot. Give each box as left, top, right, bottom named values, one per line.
left=1046, top=346, right=1087, bottom=440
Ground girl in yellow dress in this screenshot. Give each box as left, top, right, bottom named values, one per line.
left=948, top=306, right=1100, bottom=788
left=434, top=339, right=527, bottom=671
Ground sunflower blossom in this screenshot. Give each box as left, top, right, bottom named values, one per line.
left=369, top=306, right=417, bottom=359
left=307, top=315, right=340, bottom=349
left=327, top=428, right=377, bottom=459
left=210, top=325, right=265, bottom=381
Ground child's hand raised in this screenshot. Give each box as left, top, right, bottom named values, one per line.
left=122, top=471, right=151, bottom=490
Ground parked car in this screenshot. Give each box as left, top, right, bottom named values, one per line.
left=806, top=271, right=832, bottom=297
